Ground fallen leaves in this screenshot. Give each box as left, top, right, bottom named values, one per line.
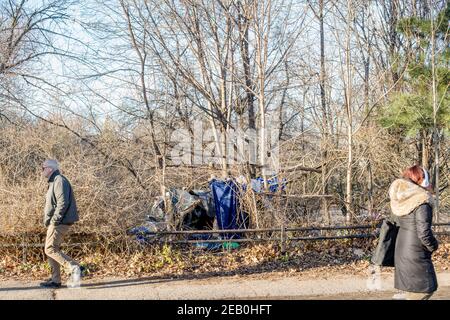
left=0, top=237, right=448, bottom=281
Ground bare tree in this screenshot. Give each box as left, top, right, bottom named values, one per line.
left=0, top=0, right=76, bottom=118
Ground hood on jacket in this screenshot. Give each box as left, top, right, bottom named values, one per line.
left=47, top=169, right=60, bottom=183
left=389, top=178, right=434, bottom=217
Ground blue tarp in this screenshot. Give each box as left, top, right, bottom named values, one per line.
left=130, top=178, right=263, bottom=245
left=209, top=179, right=244, bottom=240
left=250, top=176, right=287, bottom=193
left=128, top=221, right=160, bottom=245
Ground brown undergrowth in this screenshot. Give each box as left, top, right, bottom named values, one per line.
left=1, top=237, right=449, bottom=281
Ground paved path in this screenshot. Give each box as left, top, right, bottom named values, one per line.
left=252, top=287, right=450, bottom=300
left=1, top=272, right=449, bottom=300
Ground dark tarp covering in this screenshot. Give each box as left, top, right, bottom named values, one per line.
left=209, top=179, right=248, bottom=239
left=130, top=180, right=250, bottom=244
left=167, top=188, right=215, bottom=231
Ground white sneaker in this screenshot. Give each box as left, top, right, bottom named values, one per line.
left=366, top=265, right=382, bottom=291
left=67, top=265, right=81, bottom=289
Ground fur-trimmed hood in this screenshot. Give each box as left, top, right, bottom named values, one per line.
left=389, top=178, right=434, bottom=217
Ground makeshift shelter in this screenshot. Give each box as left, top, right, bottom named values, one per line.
left=166, top=188, right=216, bottom=231
left=209, top=179, right=249, bottom=239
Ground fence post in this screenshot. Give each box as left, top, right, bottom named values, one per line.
left=280, top=224, right=286, bottom=254
left=22, top=234, right=27, bottom=264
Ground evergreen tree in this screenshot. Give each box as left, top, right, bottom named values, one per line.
left=380, top=2, right=449, bottom=169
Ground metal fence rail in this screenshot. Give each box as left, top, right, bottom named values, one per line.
left=1, top=223, right=448, bottom=247
left=144, top=224, right=376, bottom=236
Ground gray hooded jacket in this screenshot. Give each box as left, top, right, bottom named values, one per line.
left=43, top=170, right=79, bottom=227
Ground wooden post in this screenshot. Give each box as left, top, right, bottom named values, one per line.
left=22, top=234, right=27, bottom=264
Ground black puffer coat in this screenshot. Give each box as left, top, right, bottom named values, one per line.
left=394, top=203, right=439, bottom=293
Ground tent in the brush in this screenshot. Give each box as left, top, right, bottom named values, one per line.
left=166, top=188, right=216, bottom=232
left=209, top=178, right=250, bottom=240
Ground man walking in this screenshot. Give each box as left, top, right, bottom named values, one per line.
left=40, top=159, right=81, bottom=289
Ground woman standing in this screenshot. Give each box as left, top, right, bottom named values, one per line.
left=389, top=165, right=439, bottom=300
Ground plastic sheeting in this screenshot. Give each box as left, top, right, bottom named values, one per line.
left=209, top=179, right=248, bottom=239
left=250, top=176, right=287, bottom=193
left=130, top=179, right=254, bottom=244
left=166, top=188, right=215, bottom=231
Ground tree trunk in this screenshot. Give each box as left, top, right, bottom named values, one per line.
left=430, top=6, right=439, bottom=223
left=388, top=0, right=400, bottom=90
left=345, top=0, right=353, bottom=224
left=367, top=160, right=374, bottom=219
left=319, top=0, right=330, bottom=225
left=238, top=2, right=256, bottom=178
left=254, top=0, right=271, bottom=190
left=421, top=131, right=433, bottom=170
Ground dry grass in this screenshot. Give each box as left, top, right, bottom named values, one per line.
left=0, top=119, right=448, bottom=280
left=1, top=237, right=449, bottom=281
